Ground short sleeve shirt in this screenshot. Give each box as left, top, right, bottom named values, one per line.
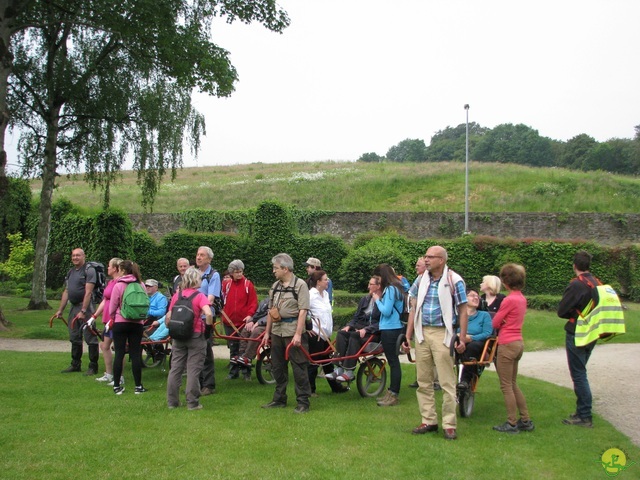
left=65, top=264, right=97, bottom=305
left=269, top=276, right=310, bottom=337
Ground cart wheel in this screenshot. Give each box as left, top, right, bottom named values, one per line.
left=256, top=349, right=276, bottom=385
left=142, top=345, right=164, bottom=368
left=458, top=387, right=475, bottom=417
left=356, top=357, right=387, bottom=398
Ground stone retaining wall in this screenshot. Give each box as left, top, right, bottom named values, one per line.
left=129, top=212, right=640, bottom=245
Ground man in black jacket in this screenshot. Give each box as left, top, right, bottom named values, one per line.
left=327, top=276, right=381, bottom=381
left=557, top=250, right=600, bottom=428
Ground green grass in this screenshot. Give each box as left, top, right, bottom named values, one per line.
left=43, top=161, right=640, bottom=213
left=0, top=352, right=638, bottom=480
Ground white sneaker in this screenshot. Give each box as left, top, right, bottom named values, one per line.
left=336, top=370, right=355, bottom=382
left=96, top=373, right=113, bottom=382
left=107, top=376, right=125, bottom=386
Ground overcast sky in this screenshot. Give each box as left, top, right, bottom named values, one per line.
left=188, top=0, right=639, bottom=167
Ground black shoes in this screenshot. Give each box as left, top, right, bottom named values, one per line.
left=261, top=401, right=287, bottom=409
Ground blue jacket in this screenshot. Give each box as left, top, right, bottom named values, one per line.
left=148, top=292, right=168, bottom=320
left=376, top=285, right=404, bottom=331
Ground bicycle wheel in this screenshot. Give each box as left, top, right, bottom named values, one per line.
left=356, top=357, right=387, bottom=398
left=458, top=387, right=475, bottom=417
left=256, top=349, right=276, bottom=385
left=142, top=345, right=164, bottom=368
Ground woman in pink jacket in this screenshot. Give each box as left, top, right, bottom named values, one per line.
left=108, top=260, right=146, bottom=395
left=491, top=263, right=534, bottom=434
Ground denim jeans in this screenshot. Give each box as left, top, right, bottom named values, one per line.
left=565, top=332, right=596, bottom=420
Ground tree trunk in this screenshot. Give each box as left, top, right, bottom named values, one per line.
left=0, top=304, right=10, bottom=330
left=28, top=110, right=60, bottom=310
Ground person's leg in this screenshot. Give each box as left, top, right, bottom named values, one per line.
left=67, top=305, right=83, bottom=370
left=269, top=334, right=289, bottom=405
left=565, top=333, right=595, bottom=420
left=243, top=326, right=265, bottom=360
left=167, top=339, right=187, bottom=407
left=509, top=341, right=530, bottom=421
left=224, top=324, right=240, bottom=378
left=290, top=333, right=311, bottom=409
left=380, top=329, right=402, bottom=395
left=100, top=335, right=114, bottom=376
left=200, top=336, right=216, bottom=392
left=343, top=331, right=365, bottom=370
left=496, top=341, right=519, bottom=425
left=128, top=323, right=144, bottom=387
left=112, top=323, right=127, bottom=389
left=185, top=336, right=207, bottom=408
left=306, top=335, right=321, bottom=393
left=430, top=329, right=457, bottom=430
left=459, top=340, right=484, bottom=384
left=415, top=327, right=437, bottom=425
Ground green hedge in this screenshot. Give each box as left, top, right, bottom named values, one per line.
left=30, top=200, right=640, bottom=304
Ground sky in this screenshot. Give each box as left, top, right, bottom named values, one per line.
left=5, top=0, right=640, bottom=172
left=188, top=0, right=640, bottom=167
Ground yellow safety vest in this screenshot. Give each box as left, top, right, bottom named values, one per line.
left=575, top=285, right=625, bottom=347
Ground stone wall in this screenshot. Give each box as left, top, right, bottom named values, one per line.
left=129, top=212, right=640, bottom=246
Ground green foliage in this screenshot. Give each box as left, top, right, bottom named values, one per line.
left=0, top=178, right=31, bottom=261
left=473, top=123, right=555, bottom=167
left=0, top=233, right=34, bottom=282
left=177, top=208, right=256, bottom=235
left=92, top=209, right=134, bottom=262
left=426, top=122, right=488, bottom=161
left=386, top=138, right=428, bottom=162
left=357, top=152, right=383, bottom=163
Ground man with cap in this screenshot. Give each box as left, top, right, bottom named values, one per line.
left=305, top=257, right=334, bottom=304
left=145, top=279, right=168, bottom=323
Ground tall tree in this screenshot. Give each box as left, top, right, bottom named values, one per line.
left=426, top=122, right=488, bottom=161
left=4, top=0, right=289, bottom=309
left=472, top=123, right=554, bottom=167
left=386, top=138, right=427, bottom=162
left=557, top=134, right=598, bottom=170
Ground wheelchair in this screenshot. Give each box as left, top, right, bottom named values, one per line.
left=454, top=335, right=497, bottom=417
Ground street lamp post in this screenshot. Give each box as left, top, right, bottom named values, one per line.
left=464, top=104, right=470, bottom=234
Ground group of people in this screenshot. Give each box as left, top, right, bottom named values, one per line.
left=54, top=246, right=604, bottom=437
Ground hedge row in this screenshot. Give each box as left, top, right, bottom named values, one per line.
left=38, top=200, right=640, bottom=302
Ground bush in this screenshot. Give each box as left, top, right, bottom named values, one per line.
left=339, top=241, right=409, bottom=293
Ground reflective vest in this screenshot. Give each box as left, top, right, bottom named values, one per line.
left=574, top=285, right=625, bottom=347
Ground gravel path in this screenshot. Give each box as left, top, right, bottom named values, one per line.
left=1, top=338, right=638, bottom=446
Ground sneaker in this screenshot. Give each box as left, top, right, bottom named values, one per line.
left=201, top=387, right=216, bottom=396
left=294, top=405, right=310, bottom=414
left=107, top=376, right=125, bottom=387
left=493, top=421, right=519, bottom=434
left=517, top=418, right=535, bottom=432
left=324, top=371, right=339, bottom=380
left=95, top=373, right=113, bottom=382
left=229, top=355, right=239, bottom=365
left=84, top=367, right=98, bottom=376
left=377, top=392, right=399, bottom=407
left=134, top=386, right=147, bottom=394
left=377, top=390, right=392, bottom=404
left=113, top=386, right=125, bottom=395
left=336, top=370, right=355, bottom=382
left=188, top=404, right=203, bottom=411
left=236, top=356, right=252, bottom=367
left=562, top=413, right=592, bottom=428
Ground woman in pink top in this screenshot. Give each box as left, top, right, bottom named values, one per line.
left=491, top=263, right=534, bottom=434
left=108, top=260, right=147, bottom=395
left=90, top=257, right=123, bottom=384
left=165, top=267, right=213, bottom=410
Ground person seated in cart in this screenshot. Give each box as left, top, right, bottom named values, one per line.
left=231, top=298, right=270, bottom=379
left=456, top=288, right=493, bottom=390
left=327, top=275, right=382, bottom=382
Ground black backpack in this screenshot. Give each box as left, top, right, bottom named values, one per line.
left=168, top=290, right=199, bottom=340
left=70, top=261, right=106, bottom=304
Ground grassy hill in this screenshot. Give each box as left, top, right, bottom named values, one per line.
left=37, top=160, right=640, bottom=214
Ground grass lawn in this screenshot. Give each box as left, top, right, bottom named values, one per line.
left=1, top=352, right=639, bottom=480
left=1, top=296, right=639, bottom=479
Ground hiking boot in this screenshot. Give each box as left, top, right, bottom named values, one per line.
left=377, top=390, right=392, bottom=404
left=493, top=421, right=519, bottom=434
left=61, top=365, right=81, bottom=373
left=378, top=392, right=399, bottom=407
left=113, top=386, right=125, bottom=395
left=262, top=401, right=287, bottom=409
left=517, top=418, right=535, bottom=432
left=562, top=413, right=592, bottom=428
left=412, top=423, right=438, bottom=435
left=294, top=405, right=309, bottom=414
left=84, top=367, right=98, bottom=376
left=96, top=373, right=113, bottom=382
left=134, top=386, right=147, bottom=394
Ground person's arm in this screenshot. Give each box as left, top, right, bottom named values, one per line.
left=292, top=308, right=307, bottom=347
left=403, top=297, right=416, bottom=352
left=55, top=289, right=69, bottom=317
left=492, top=297, right=513, bottom=330
left=375, top=288, right=395, bottom=317
left=244, top=282, right=259, bottom=323
left=78, top=282, right=95, bottom=320
left=557, top=281, right=580, bottom=319
left=474, top=312, right=494, bottom=342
